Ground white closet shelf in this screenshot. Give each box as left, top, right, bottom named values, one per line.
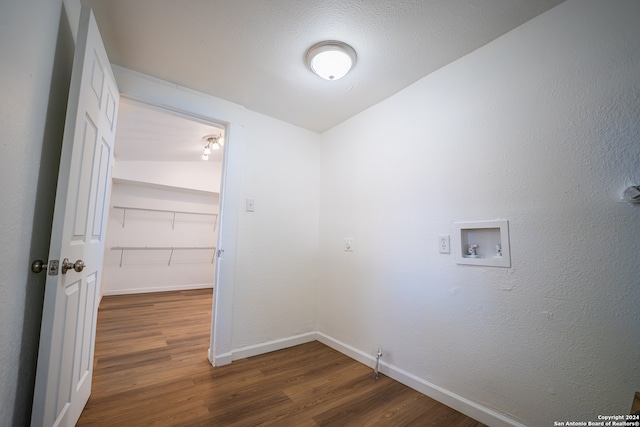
left=113, top=205, right=218, bottom=230
left=111, top=246, right=217, bottom=267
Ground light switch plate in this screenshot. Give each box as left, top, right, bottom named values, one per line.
left=246, top=198, right=255, bottom=212
left=344, top=238, right=354, bottom=252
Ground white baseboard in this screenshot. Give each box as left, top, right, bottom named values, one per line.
left=316, top=332, right=525, bottom=427
left=102, top=282, right=213, bottom=296
left=230, top=332, right=317, bottom=361
left=209, top=347, right=232, bottom=367
left=210, top=333, right=316, bottom=367
left=213, top=352, right=233, bottom=367
left=315, top=332, right=377, bottom=368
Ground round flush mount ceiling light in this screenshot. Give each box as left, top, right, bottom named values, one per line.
left=306, top=41, right=357, bottom=81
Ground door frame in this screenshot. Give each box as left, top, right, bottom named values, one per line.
left=111, top=65, right=246, bottom=365
left=112, top=94, right=228, bottom=358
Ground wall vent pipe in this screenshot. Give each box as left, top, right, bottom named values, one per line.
left=374, top=349, right=382, bottom=379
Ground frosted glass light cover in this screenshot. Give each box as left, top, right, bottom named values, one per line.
left=311, top=51, right=353, bottom=80
left=306, top=41, right=357, bottom=81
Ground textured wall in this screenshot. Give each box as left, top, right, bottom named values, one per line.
left=0, top=0, right=74, bottom=424
left=231, top=110, right=321, bottom=349
left=318, top=0, right=640, bottom=425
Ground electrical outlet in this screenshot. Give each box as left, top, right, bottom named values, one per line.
left=438, top=235, right=450, bottom=253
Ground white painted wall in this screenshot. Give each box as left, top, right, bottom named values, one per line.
left=113, top=160, right=223, bottom=194
left=102, top=182, right=219, bottom=295
left=318, top=1, right=640, bottom=425
left=0, top=0, right=75, bottom=424
left=231, top=109, right=320, bottom=351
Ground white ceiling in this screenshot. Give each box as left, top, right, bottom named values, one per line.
left=115, top=100, right=225, bottom=162
left=83, top=0, right=565, bottom=134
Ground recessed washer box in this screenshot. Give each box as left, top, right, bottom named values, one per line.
left=454, top=220, right=511, bottom=267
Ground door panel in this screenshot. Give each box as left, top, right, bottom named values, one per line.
left=31, top=6, right=118, bottom=427
left=92, top=141, right=112, bottom=237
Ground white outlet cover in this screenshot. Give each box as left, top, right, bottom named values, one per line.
left=438, top=235, right=450, bottom=253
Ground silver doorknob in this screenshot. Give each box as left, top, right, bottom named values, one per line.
left=32, top=260, right=47, bottom=273
left=61, top=258, right=85, bottom=274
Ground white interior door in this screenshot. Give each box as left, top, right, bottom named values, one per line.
left=31, top=6, right=118, bottom=427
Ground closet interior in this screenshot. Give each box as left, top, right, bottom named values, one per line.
left=102, top=99, right=224, bottom=295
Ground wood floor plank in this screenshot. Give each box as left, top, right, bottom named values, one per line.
left=77, top=289, right=487, bottom=426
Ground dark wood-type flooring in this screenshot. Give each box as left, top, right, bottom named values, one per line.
left=77, top=289, right=486, bottom=426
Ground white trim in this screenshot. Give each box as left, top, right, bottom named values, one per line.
left=102, top=283, right=213, bottom=296
left=119, top=94, right=227, bottom=129
left=316, top=332, right=525, bottom=427
left=231, top=332, right=317, bottom=361
left=112, top=65, right=246, bottom=126
left=210, top=121, right=244, bottom=368
left=214, top=352, right=233, bottom=367
left=208, top=347, right=233, bottom=367
left=212, top=333, right=318, bottom=367
left=315, top=332, right=376, bottom=368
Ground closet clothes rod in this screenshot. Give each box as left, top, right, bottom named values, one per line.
left=112, top=206, right=218, bottom=230
left=111, top=246, right=217, bottom=267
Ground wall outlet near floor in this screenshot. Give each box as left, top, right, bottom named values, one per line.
left=438, top=235, right=450, bottom=253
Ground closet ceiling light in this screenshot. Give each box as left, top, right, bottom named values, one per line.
left=201, top=134, right=223, bottom=160
left=306, top=41, right=357, bottom=81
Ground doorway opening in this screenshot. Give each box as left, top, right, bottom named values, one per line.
left=101, top=96, right=228, bottom=357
